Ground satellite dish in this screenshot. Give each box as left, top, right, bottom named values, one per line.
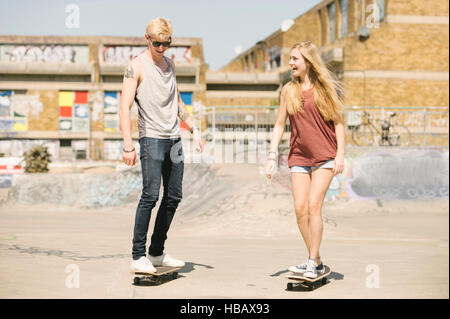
left=234, top=45, right=242, bottom=55
left=281, top=19, right=294, bottom=32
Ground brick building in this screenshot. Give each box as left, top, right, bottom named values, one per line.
left=222, top=0, right=449, bottom=107
left=0, top=0, right=448, bottom=160
left=220, top=0, right=449, bottom=145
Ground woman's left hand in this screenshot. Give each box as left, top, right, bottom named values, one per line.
left=333, top=152, right=345, bottom=176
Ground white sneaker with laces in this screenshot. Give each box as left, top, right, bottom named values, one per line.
left=303, top=259, right=318, bottom=279
left=131, top=256, right=157, bottom=273
left=149, top=253, right=185, bottom=267
left=288, top=259, right=309, bottom=273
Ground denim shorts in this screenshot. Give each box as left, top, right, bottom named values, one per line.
left=290, top=158, right=335, bottom=173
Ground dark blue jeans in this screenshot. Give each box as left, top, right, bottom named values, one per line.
left=132, top=137, right=184, bottom=260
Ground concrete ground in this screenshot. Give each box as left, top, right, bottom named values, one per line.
left=0, top=163, right=448, bottom=299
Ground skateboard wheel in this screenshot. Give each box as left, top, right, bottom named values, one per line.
left=134, top=277, right=140, bottom=285
left=172, top=272, right=178, bottom=279
left=308, top=284, right=314, bottom=291
left=287, top=283, right=293, bottom=291
left=322, top=278, right=327, bottom=285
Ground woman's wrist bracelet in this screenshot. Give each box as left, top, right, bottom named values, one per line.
left=123, top=147, right=135, bottom=153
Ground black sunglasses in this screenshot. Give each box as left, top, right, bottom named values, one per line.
left=149, top=37, right=171, bottom=47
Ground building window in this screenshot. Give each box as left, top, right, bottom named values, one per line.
left=318, top=9, right=326, bottom=46
left=269, top=46, right=281, bottom=70
left=339, top=0, right=348, bottom=37
left=376, top=0, right=385, bottom=22
left=250, top=51, right=256, bottom=70
left=60, top=139, right=72, bottom=147
left=327, top=1, right=336, bottom=43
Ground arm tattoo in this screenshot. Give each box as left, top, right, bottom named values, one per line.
left=124, top=65, right=134, bottom=79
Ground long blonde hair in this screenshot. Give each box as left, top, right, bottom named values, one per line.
left=285, top=41, right=343, bottom=122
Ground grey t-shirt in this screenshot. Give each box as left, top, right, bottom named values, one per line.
left=134, top=53, right=180, bottom=139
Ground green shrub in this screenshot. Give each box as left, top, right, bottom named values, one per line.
left=23, top=145, right=52, bottom=173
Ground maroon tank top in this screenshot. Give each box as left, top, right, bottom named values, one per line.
left=288, top=87, right=337, bottom=167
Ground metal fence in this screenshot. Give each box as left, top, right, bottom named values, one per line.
left=192, top=105, right=449, bottom=148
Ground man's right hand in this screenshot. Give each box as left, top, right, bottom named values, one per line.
left=123, top=149, right=136, bottom=166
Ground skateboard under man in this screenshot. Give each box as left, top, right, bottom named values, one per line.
left=286, top=265, right=331, bottom=291
left=132, top=266, right=181, bottom=285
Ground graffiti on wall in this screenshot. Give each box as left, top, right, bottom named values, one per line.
left=102, top=46, right=192, bottom=64
left=104, top=91, right=120, bottom=133
left=0, top=91, right=41, bottom=133
left=0, top=45, right=89, bottom=63
left=277, top=148, right=449, bottom=201
left=0, top=139, right=59, bottom=159
left=104, top=91, right=138, bottom=133
left=166, top=46, right=192, bottom=64
left=7, top=168, right=142, bottom=207
left=102, top=46, right=146, bottom=63
left=0, top=91, right=12, bottom=118
left=347, top=149, right=449, bottom=200
left=12, top=94, right=43, bottom=119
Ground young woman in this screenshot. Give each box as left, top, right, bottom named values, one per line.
left=265, top=41, right=345, bottom=278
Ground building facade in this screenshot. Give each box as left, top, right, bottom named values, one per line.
left=0, top=0, right=448, bottom=161
left=0, top=35, right=207, bottom=160
left=220, top=0, right=449, bottom=145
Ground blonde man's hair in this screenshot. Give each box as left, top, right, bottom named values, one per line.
left=146, top=17, right=173, bottom=39
left=285, top=41, right=344, bottom=122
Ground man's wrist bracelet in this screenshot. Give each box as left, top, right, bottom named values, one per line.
left=190, top=126, right=199, bottom=134
left=123, top=147, right=135, bottom=153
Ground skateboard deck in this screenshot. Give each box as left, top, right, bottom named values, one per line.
left=286, top=265, right=331, bottom=291
left=132, top=266, right=181, bottom=285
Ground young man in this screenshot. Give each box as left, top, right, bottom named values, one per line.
left=119, top=17, right=204, bottom=273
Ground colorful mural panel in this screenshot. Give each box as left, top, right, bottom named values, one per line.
left=58, top=91, right=89, bottom=132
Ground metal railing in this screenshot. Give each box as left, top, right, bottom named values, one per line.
left=191, top=105, right=449, bottom=147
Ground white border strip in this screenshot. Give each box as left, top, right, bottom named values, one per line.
left=387, top=15, right=449, bottom=25
left=344, top=70, right=449, bottom=80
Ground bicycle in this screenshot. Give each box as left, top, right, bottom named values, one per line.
left=348, top=111, right=412, bottom=146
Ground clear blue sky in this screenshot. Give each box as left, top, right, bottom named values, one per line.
left=0, top=0, right=322, bottom=70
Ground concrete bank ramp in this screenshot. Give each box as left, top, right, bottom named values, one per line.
left=0, top=163, right=229, bottom=209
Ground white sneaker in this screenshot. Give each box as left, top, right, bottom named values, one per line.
left=149, top=253, right=185, bottom=267
left=131, top=256, right=157, bottom=273
left=303, top=259, right=318, bottom=279
left=288, top=259, right=309, bottom=274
